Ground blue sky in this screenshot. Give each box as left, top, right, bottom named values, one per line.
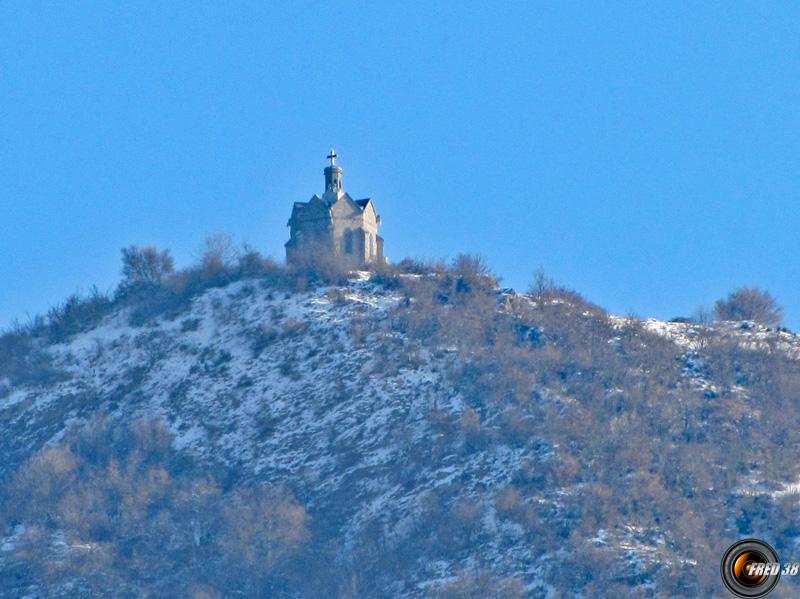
left=1, top=3, right=798, bottom=329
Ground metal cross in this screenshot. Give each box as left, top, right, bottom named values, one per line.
left=327, top=148, right=337, bottom=166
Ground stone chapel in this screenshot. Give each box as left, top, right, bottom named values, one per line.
left=285, top=149, right=384, bottom=267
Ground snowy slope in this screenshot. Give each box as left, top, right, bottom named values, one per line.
left=3, top=274, right=800, bottom=597
left=1, top=276, right=556, bottom=595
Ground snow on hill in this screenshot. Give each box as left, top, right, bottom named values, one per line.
left=3, top=271, right=800, bottom=597
left=1, top=275, right=552, bottom=595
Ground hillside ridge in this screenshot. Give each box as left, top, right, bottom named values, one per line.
left=2, top=269, right=800, bottom=597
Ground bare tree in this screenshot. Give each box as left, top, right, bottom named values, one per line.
left=692, top=305, right=713, bottom=325
left=121, top=245, right=174, bottom=286
left=450, top=254, right=496, bottom=294
left=527, top=266, right=554, bottom=302
left=201, top=233, right=239, bottom=271
left=713, top=286, right=783, bottom=327
left=220, top=484, right=310, bottom=577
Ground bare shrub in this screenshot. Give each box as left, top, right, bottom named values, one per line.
left=121, top=245, right=174, bottom=286
left=434, top=570, right=525, bottom=599
left=237, top=245, right=284, bottom=283
left=194, top=233, right=238, bottom=287
left=251, top=324, right=279, bottom=355
left=528, top=266, right=555, bottom=301
left=324, top=287, right=350, bottom=306
left=459, top=405, right=481, bottom=434
left=692, top=304, right=714, bottom=324
left=371, top=257, right=448, bottom=289
left=201, top=233, right=238, bottom=270
left=0, top=330, right=65, bottom=386
left=281, top=317, right=309, bottom=339
left=714, top=286, right=783, bottom=326
left=450, top=496, right=482, bottom=543
left=220, top=484, right=310, bottom=574
left=395, top=257, right=448, bottom=275
left=46, top=287, right=113, bottom=342
left=450, top=253, right=496, bottom=294
left=494, top=486, right=526, bottom=523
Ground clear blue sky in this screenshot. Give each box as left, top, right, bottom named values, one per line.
left=1, top=3, right=798, bottom=329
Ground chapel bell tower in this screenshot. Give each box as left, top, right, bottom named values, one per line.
left=324, top=148, right=343, bottom=195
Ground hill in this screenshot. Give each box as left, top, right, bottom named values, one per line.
left=1, top=257, right=800, bottom=597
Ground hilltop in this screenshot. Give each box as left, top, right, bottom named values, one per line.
left=1, top=255, right=800, bottom=597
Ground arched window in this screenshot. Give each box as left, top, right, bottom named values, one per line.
left=368, top=233, right=374, bottom=258
left=344, top=229, right=353, bottom=254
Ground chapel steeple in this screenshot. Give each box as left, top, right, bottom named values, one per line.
left=324, top=148, right=343, bottom=196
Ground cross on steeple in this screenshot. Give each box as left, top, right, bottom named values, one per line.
left=327, top=148, right=337, bottom=166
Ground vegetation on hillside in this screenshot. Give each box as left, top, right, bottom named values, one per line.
left=0, top=239, right=797, bottom=597
left=2, top=418, right=309, bottom=597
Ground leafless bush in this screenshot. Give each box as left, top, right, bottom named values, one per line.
left=220, top=484, right=310, bottom=575
left=714, top=286, right=783, bottom=326
left=0, top=333, right=64, bottom=386
left=46, top=287, right=113, bottom=342
left=494, top=486, right=526, bottom=523
left=434, top=569, right=525, bottom=599
left=251, top=324, right=279, bottom=355
left=528, top=266, right=555, bottom=301
left=692, top=304, right=714, bottom=324
left=121, top=245, right=175, bottom=286
left=201, top=233, right=238, bottom=270
left=450, top=253, right=496, bottom=294
left=281, top=317, right=309, bottom=339
left=237, top=245, right=284, bottom=283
